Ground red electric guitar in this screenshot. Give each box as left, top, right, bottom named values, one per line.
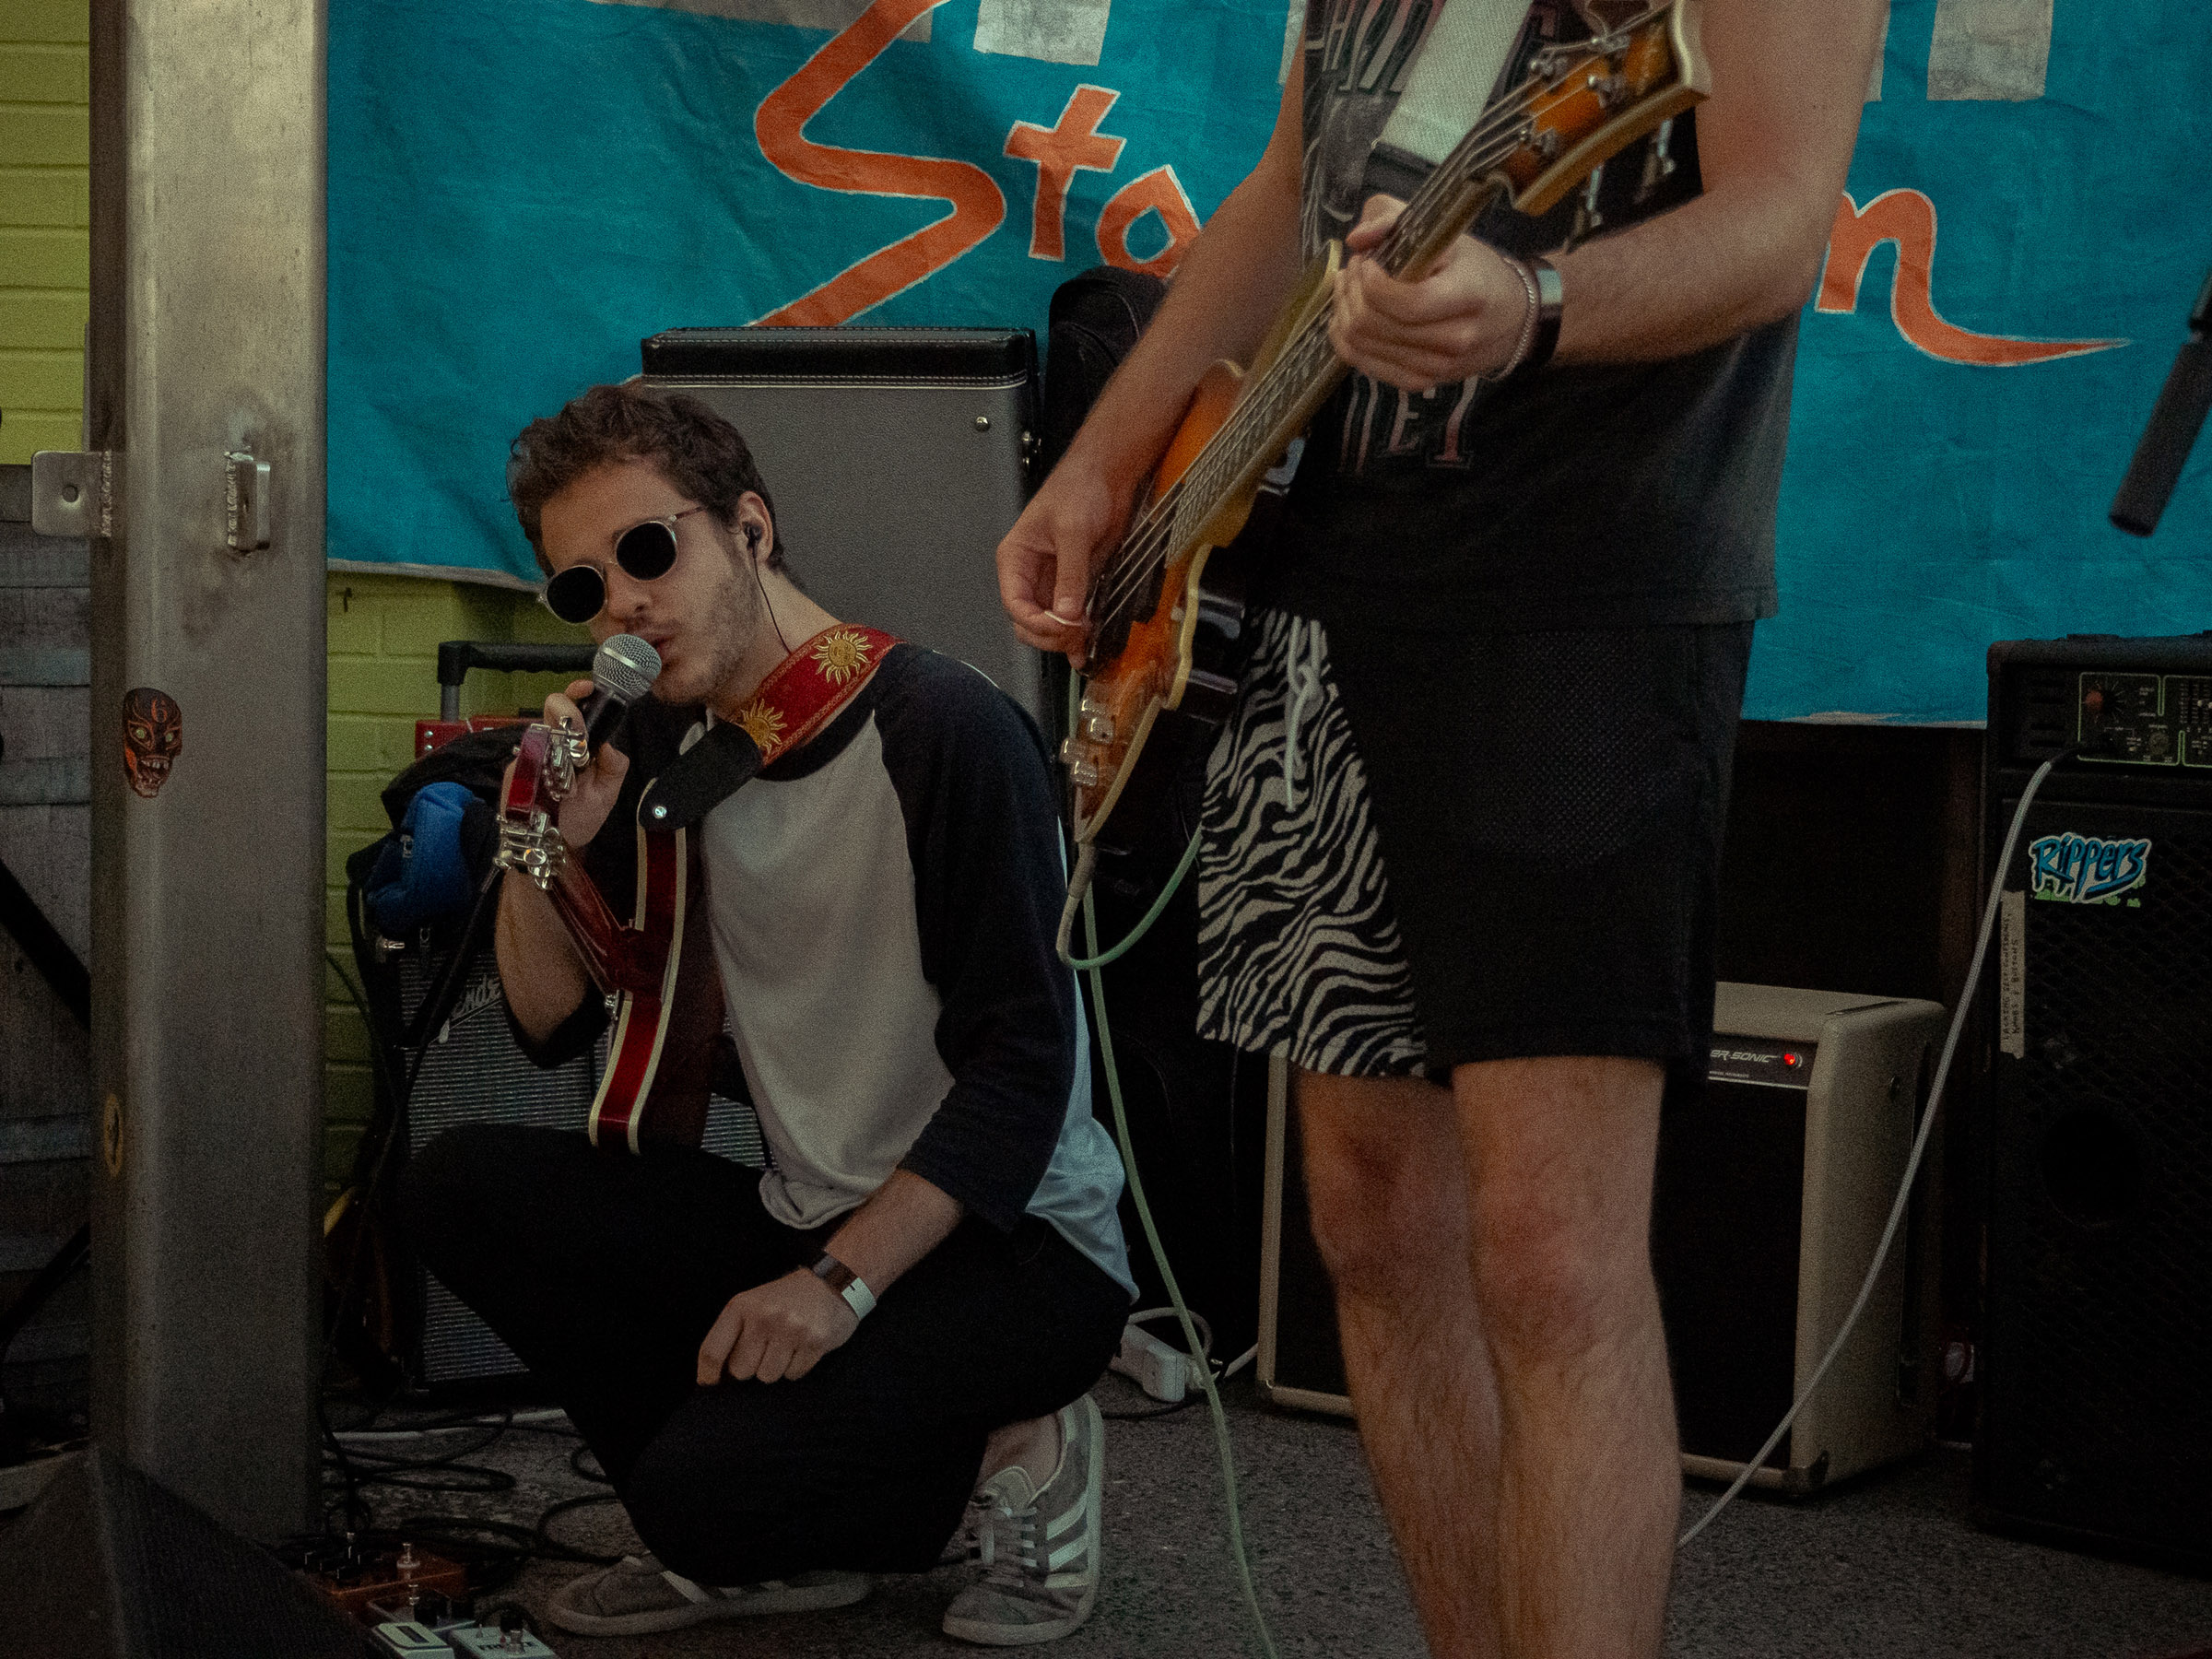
left=1059, top=1, right=1710, bottom=850
left=495, top=624, right=899, bottom=1153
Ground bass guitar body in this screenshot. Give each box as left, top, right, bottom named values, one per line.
left=495, top=723, right=718, bottom=1154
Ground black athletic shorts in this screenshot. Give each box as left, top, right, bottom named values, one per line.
left=1197, top=608, right=1752, bottom=1081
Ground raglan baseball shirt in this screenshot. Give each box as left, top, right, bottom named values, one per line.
left=530, top=641, right=1135, bottom=1299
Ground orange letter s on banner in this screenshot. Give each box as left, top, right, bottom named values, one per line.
left=754, top=0, right=1006, bottom=325
left=1816, top=190, right=2122, bottom=366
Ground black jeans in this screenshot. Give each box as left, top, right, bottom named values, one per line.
left=399, top=1125, right=1130, bottom=1583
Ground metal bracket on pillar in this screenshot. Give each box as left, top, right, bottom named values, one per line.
left=223, top=452, right=270, bottom=553
left=30, top=450, right=119, bottom=540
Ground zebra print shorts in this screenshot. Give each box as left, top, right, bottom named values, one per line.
left=1194, top=608, right=1428, bottom=1078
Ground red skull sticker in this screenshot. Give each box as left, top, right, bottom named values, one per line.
left=123, top=688, right=182, bottom=799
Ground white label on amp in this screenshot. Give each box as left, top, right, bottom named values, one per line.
left=1999, top=888, right=2026, bottom=1058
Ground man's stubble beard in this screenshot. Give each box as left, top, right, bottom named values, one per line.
left=656, top=543, right=771, bottom=711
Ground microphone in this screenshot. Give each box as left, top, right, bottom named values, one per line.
left=575, top=634, right=662, bottom=758
left=2112, top=269, right=2212, bottom=537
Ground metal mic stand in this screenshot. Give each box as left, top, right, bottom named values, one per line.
left=2112, top=269, right=2212, bottom=536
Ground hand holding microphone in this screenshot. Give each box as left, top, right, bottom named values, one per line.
left=514, top=634, right=662, bottom=853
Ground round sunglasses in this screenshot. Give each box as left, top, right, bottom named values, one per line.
left=541, top=506, right=705, bottom=625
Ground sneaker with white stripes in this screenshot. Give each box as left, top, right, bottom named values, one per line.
left=941, top=1394, right=1104, bottom=1645
left=546, top=1553, right=869, bottom=1636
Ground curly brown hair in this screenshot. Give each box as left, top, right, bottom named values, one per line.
left=507, top=383, right=787, bottom=577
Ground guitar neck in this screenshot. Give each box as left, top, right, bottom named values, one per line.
left=1092, top=1, right=1700, bottom=621
left=1107, top=107, right=1528, bottom=604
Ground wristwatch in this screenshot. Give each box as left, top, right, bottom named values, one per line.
left=810, top=1253, right=877, bottom=1322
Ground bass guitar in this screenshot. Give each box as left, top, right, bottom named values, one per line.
left=1059, top=0, right=1710, bottom=850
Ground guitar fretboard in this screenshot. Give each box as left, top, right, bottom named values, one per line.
left=1089, top=79, right=1540, bottom=629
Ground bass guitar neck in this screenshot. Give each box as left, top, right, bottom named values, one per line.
left=1061, top=1, right=1708, bottom=850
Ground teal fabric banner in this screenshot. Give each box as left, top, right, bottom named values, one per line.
left=330, top=0, right=2212, bottom=722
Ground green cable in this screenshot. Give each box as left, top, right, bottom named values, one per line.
left=1084, top=881, right=1278, bottom=1659
left=1061, top=824, right=1202, bottom=970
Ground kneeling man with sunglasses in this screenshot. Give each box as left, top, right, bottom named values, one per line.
left=401, top=383, right=1135, bottom=1645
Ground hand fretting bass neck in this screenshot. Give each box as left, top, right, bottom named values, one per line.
left=1060, top=2, right=1709, bottom=852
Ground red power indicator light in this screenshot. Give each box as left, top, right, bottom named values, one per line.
left=1783, top=1052, right=1803, bottom=1069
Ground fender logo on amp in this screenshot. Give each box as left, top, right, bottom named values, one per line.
left=2028, top=832, right=2152, bottom=906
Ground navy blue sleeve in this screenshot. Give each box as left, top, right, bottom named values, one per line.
left=872, top=651, right=1077, bottom=1233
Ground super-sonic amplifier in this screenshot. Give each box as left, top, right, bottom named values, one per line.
left=1978, top=635, right=2212, bottom=1571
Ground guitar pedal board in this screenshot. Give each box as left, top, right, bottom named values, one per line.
left=290, top=1535, right=469, bottom=1621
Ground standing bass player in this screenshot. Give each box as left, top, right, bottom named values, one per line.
left=404, top=383, right=1134, bottom=1645
left=997, top=2, right=1885, bottom=1654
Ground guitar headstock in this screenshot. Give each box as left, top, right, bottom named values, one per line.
left=1500, top=1, right=1710, bottom=218
left=495, top=722, right=577, bottom=890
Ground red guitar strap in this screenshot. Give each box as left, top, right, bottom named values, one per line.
left=724, top=624, right=901, bottom=766
left=593, top=625, right=900, bottom=1153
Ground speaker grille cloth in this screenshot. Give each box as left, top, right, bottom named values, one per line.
left=1990, top=804, right=2212, bottom=1548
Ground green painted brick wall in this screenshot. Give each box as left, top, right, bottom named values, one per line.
left=0, top=0, right=90, bottom=465
left=322, top=571, right=589, bottom=1190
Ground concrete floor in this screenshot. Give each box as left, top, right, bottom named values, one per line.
left=337, top=1370, right=2212, bottom=1659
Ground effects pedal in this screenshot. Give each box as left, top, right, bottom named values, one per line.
left=443, top=1610, right=556, bottom=1656
left=294, top=1535, right=469, bottom=1620
left=370, top=1623, right=452, bottom=1658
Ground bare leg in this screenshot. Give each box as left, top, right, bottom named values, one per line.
left=1455, top=1055, right=1677, bottom=1659
left=1300, top=1068, right=1502, bottom=1659
left=977, top=1413, right=1060, bottom=1489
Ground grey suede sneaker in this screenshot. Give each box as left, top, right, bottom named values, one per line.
left=941, top=1394, right=1103, bottom=1645
left=546, top=1553, right=869, bottom=1636
left=940, top=1488, right=992, bottom=1566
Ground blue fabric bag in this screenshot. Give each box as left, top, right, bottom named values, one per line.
left=364, top=780, right=480, bottom=934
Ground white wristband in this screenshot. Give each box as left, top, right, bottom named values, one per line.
left=811, top=1252, right=877, bottom=1322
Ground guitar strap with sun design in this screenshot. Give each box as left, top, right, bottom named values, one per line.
left=727, top=624, right=901, bottom=765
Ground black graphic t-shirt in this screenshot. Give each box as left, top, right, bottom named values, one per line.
left=1265, top=0, right=1796, bottom=634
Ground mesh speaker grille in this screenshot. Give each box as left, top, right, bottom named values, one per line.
left=1984, top=799, right=2212, bottom=1555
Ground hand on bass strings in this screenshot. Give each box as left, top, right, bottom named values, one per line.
left=994, top=459, right=1135, bottom=668
left=697, top=1268, right=858, bottom=1385
left=497, top=679, right=630, bottom=853
left=1331, top=193, right=1533, bottom=394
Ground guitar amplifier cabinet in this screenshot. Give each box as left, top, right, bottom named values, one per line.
left=1977, top=636, right=2212, bottom=1571
left=1257, top=984, right=1947, bottom=1493
left=394, top=946, right=762, bottom=1387
left=638, top=326, right=1044, bottom=724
